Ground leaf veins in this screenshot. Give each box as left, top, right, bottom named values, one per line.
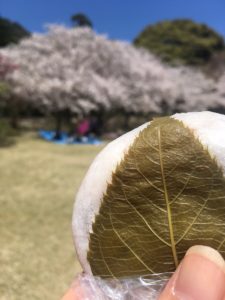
left=87, top=117, right=225, bottom=278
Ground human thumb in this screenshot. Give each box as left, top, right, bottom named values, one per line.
left=159, top=245, right=225, bottom=300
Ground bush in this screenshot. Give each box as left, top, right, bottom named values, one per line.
left=0, top=82, right=10, bottom=97
left=0, top=119, right=16, bottom=146
left=134, top=19, right=225, bottom=65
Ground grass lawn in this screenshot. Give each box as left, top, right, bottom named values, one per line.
left=0, top=133, right=104, bottom=300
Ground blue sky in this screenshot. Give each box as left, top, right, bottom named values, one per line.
left=0, top=0, right=225, bottom=41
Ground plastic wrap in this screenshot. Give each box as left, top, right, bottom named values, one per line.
left=71, top=272, right=172, bottom=299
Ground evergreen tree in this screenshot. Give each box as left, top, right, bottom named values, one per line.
left=134, top=19, right=225, bottom=65
left=0, top=17, right=30, bottom=48
left=71, top=13, right=93, bottom=28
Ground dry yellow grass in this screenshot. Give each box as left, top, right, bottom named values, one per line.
left=0, top=134, right=104, bottom=300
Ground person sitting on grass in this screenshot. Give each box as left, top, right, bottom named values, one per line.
left=76, top=117, right=90, bottom=141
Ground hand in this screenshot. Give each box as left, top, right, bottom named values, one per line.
left=62, top=245, right=225, bottom=300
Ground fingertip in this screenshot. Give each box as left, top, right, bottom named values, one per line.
left=159, top=246, right=225, bottom=300
left=186, top=245, right=225, bottom=273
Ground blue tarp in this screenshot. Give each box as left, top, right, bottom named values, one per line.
left=39, top=130, right=102, bottom=145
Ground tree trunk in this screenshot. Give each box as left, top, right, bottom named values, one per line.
left=123, top=111, right=132, bottom=131
left=10, top=100, right=19, bottom=129
left=55, top=111, right=62, bottom=139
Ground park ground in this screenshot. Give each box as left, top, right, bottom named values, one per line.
left=0, top=133, right=104, bottom=300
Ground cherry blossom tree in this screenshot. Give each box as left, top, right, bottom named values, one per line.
left=1, top=26, right=175, bottom=122
left=166, top=67, right=221, bottom=113
left=1, top=25, right=224, bottom=132
left=0, top=54, right=16, bottom=79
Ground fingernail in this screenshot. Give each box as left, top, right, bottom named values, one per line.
left=173, top=245, right=225, bottom=300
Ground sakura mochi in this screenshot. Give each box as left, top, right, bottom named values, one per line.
left=73, top=111, right=225, bottom=279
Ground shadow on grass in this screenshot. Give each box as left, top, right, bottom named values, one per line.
left=0, top=137, right=17, bottom=147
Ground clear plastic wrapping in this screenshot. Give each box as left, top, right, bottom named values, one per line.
left=72, top=272, right=172, bottom=299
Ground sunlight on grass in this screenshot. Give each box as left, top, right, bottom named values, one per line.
left=0, top=134, right=104, bottom=300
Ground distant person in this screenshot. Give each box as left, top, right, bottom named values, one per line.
left=53, top=130, right=62, bottom=141
left=89, top=115, right=102, bottom=137
left=76, top=118, right=90, bottom=141
left=76, top=118, right=90, bottom=136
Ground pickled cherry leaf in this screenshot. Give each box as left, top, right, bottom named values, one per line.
left=87, top=117, right=225, bottom=278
